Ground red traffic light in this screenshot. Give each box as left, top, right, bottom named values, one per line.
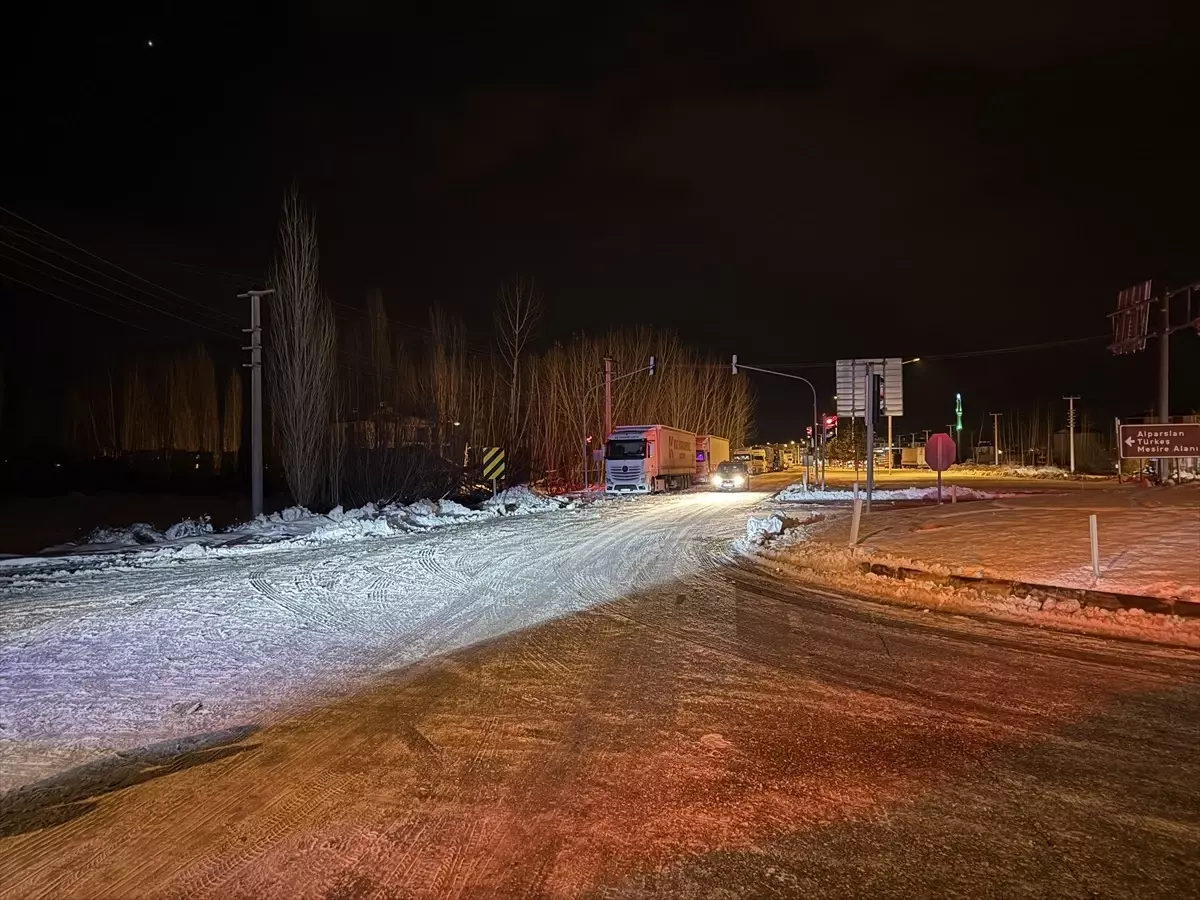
left=824, top=415, right=837, bottom=427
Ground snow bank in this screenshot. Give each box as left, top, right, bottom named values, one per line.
left=746, top=514, right=787, bottom=544
left=37, top=487, right=576, bottom=564
left=484, top=484, right=576, bottom=515
left=84, top=523, right=166, bottom=546
left=774, top=485, right=1017, bottom=503
left=950, top=464, right=1111, bottom=480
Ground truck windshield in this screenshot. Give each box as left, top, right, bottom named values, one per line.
left=606, top=439, right=647, bottom=460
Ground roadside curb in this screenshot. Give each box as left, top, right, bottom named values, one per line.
left=857, top=559, right=1200, bottom=618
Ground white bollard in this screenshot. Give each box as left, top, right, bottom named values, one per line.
left=1089, top=514, right=1100, bottom=579
left=849, top=482, right=863, bottom=547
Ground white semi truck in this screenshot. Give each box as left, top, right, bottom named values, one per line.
left=605, top=424, right=697, bottom=493
left=694, top=434, right=731, bottom=483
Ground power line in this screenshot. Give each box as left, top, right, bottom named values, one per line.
left=0, top=205, right=225, bottom=315
left=0, top=271, right=151, bottom=332
left=0, top=242, right=240, bottom=339
left=0, top=225, right=243, bottom=325
left=755, top=334, right=1110, bottom=369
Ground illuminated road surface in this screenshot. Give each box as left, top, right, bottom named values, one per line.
left=2, top=478, right=1198, bottom=898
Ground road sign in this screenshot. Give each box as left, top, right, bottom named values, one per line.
left=1118, top=424, right=1200, bottom=459
left=925, top=433, right=956, bottom=472
left=836, top=358, right=903, bottom=417
left=482, top=447, right=506, bottom=479
left=1109, top=280, right=1153, bottom=354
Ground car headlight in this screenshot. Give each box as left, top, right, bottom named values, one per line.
left=732, top=474, right=745, bottom=486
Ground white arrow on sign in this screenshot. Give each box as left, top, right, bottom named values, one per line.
left=1125, top=436, right=1135, bottom=446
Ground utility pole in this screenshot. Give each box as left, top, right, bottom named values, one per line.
left=603, top=356, right=613, bottom=440
left=1063, top=395, right=1079, bottom=473
left=991, top=412, right=1002, bottom=467
left=239, top=288, right=274, bottom=518
left=865, top=362, right=876, bottom=509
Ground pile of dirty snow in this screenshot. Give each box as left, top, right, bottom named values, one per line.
left=42, top=486, right=576, bottom=560
left=774, top=485, right=1017, bottom=503
left=484, top=484, right=577, bottom=515
left=85, top=516, right=213, bottom=546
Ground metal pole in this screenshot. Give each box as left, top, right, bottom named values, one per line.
left=992, top=412, right=1002, bottom=467
left=603, top=356, right=613, bottom=440
left=887, top=414, right=893, bottom=470
left=239, top=288, right=273, bottom=519
left=1063, top=396, right=1079, bottom=473
left=865, top=363, right=875, bottom=510
left=1159, top=294, right=1170, bottom=481
left=1089, top=514, right=1101, bottom=579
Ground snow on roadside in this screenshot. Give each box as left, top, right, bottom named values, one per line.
left=739, top=517, right=1200, bottom=648
left=950, top=464, right=1110, bottom=480
left=774, top=484, right=1021, bottom=502
left=0, top=487, right=577, bottom=580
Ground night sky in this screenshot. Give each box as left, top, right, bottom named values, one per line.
left=3, top=2, right=1198, bottom=443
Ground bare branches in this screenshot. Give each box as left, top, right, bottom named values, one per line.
left=267, top=187, right=337, bottom=507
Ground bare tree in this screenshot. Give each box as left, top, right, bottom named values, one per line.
left=267, top=188, right=337, bottom=507
left=495, top=277, right=542, bottom=447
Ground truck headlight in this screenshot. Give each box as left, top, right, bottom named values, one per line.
left=733, top=474, right=745, bottom=486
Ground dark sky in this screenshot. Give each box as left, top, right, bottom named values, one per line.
left=3, top=1, right=1198, bottom=442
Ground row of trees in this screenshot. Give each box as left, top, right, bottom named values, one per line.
left=267, top=191, right=752, bottom=507
left=64, top=346, right=242, bottom=459
left=55, top=190, right=753, bottom=505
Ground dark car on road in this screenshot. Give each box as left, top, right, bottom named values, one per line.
left=711, top=460, right=750, bottom=491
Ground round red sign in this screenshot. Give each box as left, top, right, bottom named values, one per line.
left=925, top=433, right=957, bottom=472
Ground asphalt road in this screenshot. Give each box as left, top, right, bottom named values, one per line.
left=2, top=481, right=1197, bottom=899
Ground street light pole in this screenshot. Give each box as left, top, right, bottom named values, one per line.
left=731, top=358, right=825, bottom=490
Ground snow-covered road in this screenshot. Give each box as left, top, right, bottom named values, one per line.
left=0, top=489, right=768, bottom=788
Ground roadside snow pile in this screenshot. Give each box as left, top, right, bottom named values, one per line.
left=484, top=484, right=577, bottom=515
left=746, top=514, right=787, bottom=544
left=774, top=485, right=1017, bottom=502
left=950, top=464, right=1110, bottom=480
left=84, top=523, right=167, bottom=546
left=84, top=516, right=214, bottom=546
left=163, top=516, right=215, bottom=539
left=39, top=486, right=576, bottom=561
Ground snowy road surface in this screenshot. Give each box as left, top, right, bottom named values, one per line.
left=2, top=482, right=1200, bottom=898
left=0, top=487, right=773, bottom=788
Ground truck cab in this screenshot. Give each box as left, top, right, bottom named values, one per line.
left=605, top=425, right=697, bottom=493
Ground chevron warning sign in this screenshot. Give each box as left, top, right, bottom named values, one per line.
left=482, top=447, right=505, bottom=480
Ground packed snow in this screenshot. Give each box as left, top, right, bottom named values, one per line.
left=749, top=485, right=1200, bottom=646
left=0, top=488, right=756, bottom=791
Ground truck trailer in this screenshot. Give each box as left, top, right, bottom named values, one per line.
left=605, top=424, right=697, bottom=493
left=695, top=435, right=731, bottom=482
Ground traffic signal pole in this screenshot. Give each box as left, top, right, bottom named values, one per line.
left=731, top=356, right=825, bottom=490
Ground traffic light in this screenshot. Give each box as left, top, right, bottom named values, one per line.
left=648, top=355, right=656, bottom=376
left=731, top=353, right=739, bottom=375
left=823, top=414, right=838, bottom=439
